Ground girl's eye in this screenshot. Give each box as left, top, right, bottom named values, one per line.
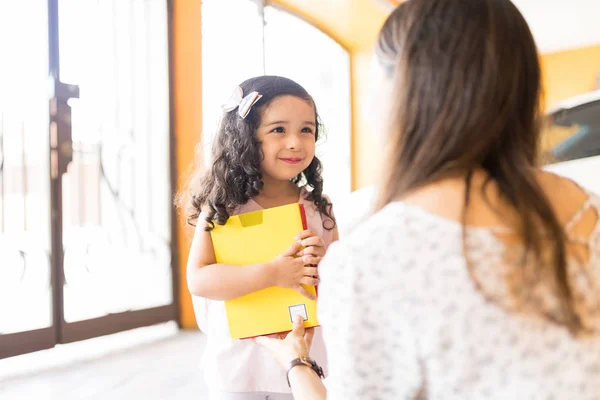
left=302, top=127, right=314, bottom=134
left=271, top=127, right=285, bottom=134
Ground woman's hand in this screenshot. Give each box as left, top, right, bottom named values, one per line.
left=295, top=230, right=326, bottom=265
left=254, top=315, right=315, bottom=369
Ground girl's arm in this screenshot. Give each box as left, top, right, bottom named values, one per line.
left=187, top=225, right=274, bottom=300
left=187, top=223, right=314, bottom=301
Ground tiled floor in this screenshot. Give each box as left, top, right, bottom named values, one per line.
left=0, top=327, right=208, bottom=400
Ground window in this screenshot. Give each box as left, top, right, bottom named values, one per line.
left=264, top=5, right=352, bottom=205
left=1, top=0, right=176, bottom=359
left=57, top=0, right=173, bottom=321
left=0, top=0, right=52, bottom=334
left=201, top=0, right=264, bottom=164
left=201, top=0, right=352, bottom=204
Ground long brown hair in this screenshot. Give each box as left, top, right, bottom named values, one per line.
left=375, top=0, right=580, bottom=332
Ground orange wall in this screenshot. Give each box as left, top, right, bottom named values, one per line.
left=541, top=45, right=600, bottom=110
left=541, top=45, right=600, bottom=150
left=173, top=0, right=202, bottom=329
left=351, top=52, right=381, bottom=189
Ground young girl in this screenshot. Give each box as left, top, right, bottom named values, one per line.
left=183, top=76, right=338, bottom=399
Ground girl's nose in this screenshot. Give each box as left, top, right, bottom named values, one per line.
left=286, top=133, right=299, bottom=149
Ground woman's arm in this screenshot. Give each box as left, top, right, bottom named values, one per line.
left=287, top=366, right=327, bottom=400
left=255, top=316, right=326, bottom=400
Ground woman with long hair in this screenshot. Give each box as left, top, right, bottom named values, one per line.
left=255, top=1, right=600, bottom=399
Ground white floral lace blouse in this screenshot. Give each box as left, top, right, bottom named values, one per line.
left=318, top=191, right=600, bottom=400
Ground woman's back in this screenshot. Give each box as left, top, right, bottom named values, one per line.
left=318, top=171, right=600, bottom=399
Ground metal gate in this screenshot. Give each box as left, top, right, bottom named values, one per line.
left=0, top=0, right=178, bottom=359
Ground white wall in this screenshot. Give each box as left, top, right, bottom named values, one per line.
left=334, top=185, right=377, bottom=237
left=544, top=156, right=600, bottom=193
left=379, top=0, right=600, bottom=54
left=512, top=0, right=600, bottom=53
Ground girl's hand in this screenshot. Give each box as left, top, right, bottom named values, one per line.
left=254, top=315, right=314, bottom=369
left=270, top=243, right=319, bottom=300
left=294, top=230, right=326, bottom=265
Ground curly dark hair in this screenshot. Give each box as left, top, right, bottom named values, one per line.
left=180, top=76, right=336, bottom=232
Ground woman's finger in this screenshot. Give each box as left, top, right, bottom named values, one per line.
left=303, top=266, right=319, bottom=276
left=292, top=314, right=306, bottom=336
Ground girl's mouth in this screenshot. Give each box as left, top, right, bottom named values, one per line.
left=279, top=158, right=303, bottom=164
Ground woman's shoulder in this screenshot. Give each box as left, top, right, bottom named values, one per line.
left=536, top=169, right=589, bottom=202
left=536, top=169, right=600, bottom=224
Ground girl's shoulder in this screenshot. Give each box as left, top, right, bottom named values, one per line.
left=299, top=188, right=336, bottom=246
left=299, top=187, right=333, bottom=203
left=298, top=188, right=334, bottom=213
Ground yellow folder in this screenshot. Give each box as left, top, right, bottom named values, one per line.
left=210, top=203, right=319, bottom=339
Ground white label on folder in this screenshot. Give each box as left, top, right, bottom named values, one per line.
left=289, top=304, right=308, bottom=322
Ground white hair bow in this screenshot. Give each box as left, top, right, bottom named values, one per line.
left=221, top=86, right=263, bottom=119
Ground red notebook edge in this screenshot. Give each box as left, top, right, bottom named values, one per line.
left=298, top=203, right=318, bottom=298
left=299, top=203, right=308, bottom=230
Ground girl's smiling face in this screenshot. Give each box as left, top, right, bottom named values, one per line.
left=256, top=95, right=317, bottom=182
